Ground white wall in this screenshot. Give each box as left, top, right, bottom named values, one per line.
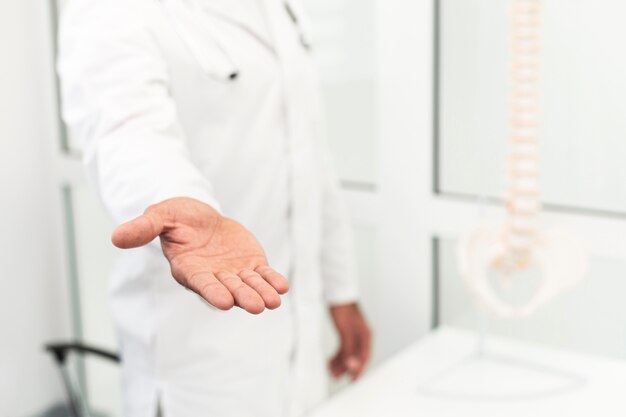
left=0, top=1, right=71, bottom=416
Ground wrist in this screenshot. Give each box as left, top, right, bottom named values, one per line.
left=329, top=301, right=358, bottom=309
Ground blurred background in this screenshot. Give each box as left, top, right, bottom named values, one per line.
left=2, top=0, right=626, bottom=416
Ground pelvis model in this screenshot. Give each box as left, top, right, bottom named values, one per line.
left=458, top=0, right=587, bottom=318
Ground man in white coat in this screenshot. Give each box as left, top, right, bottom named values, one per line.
left=58, top=0, right=371, bottom=416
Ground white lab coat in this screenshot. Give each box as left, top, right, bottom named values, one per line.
left=58, top=0, right=358, bottom=416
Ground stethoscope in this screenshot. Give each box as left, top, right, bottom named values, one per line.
left=284, top=2, right=312, bottom=51
left=159, top=0, right=310, bottom=83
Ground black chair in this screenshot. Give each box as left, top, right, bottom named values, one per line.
left=44, top=343, right=120, bottom=417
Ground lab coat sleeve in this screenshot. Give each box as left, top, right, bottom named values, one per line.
left=58, top=0, right=221, bottom=225
left=319, top=146, right=359, bottom=306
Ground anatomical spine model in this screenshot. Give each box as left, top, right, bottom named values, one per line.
left=458, top=0, right=586, bottom=318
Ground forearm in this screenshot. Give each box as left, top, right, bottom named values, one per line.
left=59, top=0, right=219, bottom=224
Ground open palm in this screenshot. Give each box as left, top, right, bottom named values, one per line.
left=111, top=197, right=289, bottom=314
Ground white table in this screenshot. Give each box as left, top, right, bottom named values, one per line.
left=310, top=327, right=626, bottom=417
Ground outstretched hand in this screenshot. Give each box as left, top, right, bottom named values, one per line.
left=111, top=197, right=289, bottom=314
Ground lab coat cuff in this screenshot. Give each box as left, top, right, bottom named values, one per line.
left=324, top=286, right=359, bottom=307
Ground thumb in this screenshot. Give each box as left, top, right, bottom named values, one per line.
left=112, top=211, right=164, bottom=249
left=345, top=356, right=361, bottom=372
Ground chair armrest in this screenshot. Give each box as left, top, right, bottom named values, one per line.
left=45, top=342, right=120, bottom=365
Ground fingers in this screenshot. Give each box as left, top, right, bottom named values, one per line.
left=192, top=269, right=286, bottom=314
left=216, top=272, right=266, bottom=314
left=329, top=328, right=356, bottom=379
left=343, top=324, right=372, bottom=381
left=255, top=266, right=289, bottom=294
left=355, top=327, right=372, bottom=379
left=112, top=211, right=164, bottom=249
left=186, top=271, right=235, bottom=311
left=329, top=352, right=347, bottom=378
left=346, top=356, right=362, bottom=380
left=178, top=268, right=285, bottom=314
left=329, top=323, right=372, bottom=381
left=350, top=328, right=372, bottom=380
left=239, top=270, right=282, bottom=309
